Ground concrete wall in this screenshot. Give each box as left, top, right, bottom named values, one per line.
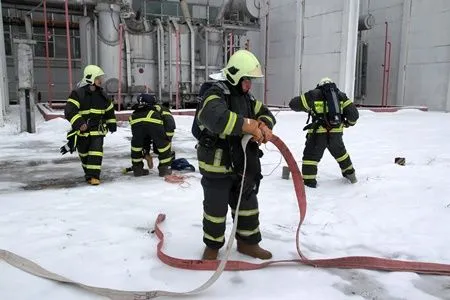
left=360, top=0, right=450, bottom=111
left=402, top=0, right=450, bottom=111
left=264, top=0, right=300, bottom=106
left=263, top=0, right=359, bottom=107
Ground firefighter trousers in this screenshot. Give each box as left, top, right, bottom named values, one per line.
left=76, top=135, right=104, bottom=180
left=131, top=123, right=172, bottom=169
left=302, top=133, right=355, bottom=185
left=201, top=175, right=262, bottom=249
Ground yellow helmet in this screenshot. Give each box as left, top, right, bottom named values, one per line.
left=82, top=65, right=105, bottom=84
left=317, top=77, right=333, bottom=87
left=222, top=49, right=263, bottom=86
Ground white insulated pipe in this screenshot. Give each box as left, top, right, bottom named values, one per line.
left=168, top=20, right=172, bottom=102
left=124, top=28, right=132, bottom=91
left=205, top=28, right=209, bottom=81
left=179, top=0, right=195, bottom=93
left=186, top=21, right=195, bottom=93
left=179, top=0, right=192, bottom=20
left=170, top=19, right=181, bottom=108
left=155, top=18, right=165, bottom=100
left=216, top=0, right=231, bottom=23
left=96, top=2, right=121, bottom=90
left=339, top=0, right=360, bottom=99
left=94, top=15, right=98, bottom=65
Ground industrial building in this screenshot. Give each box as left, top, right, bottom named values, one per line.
left=0, top=0, right=449, bottom=127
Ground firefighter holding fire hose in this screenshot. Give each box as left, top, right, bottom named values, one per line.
left=192, top=50, right=276, bottom=260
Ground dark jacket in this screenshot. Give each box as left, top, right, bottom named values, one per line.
left=196, top=81, right=276, bottom=177
left=64, top=85, right=117, bottom=135
left=289, top=88, right=359, bottom=134
left=154, top=104, right=176, bottom=141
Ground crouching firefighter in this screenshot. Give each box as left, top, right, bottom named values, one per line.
left=64, top=65, right=117, bottom=185
left=129, top=94, right=173, bottom=177
left=192, top=49, right=276, bottom=260
left=147, top=101, right=176, bottom=166
left=289, top=77, right=359, bottom=188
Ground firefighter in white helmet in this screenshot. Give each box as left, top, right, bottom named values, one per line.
left=289, top=77, right=359, bottom=188
left=193, top=49, right=276, bottom=260
left=63, top=65, right=117, bottom=185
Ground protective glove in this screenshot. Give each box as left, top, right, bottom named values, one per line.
left=60, top=130, right=77, bottom=155
left=60, top=143, right=71, bottom=155
left=257, top=120, right=273, bottom=143
left=79, top=123, right=88, bottom=132
left=107, top=123, right=117, bottom=133
left=242, top=118, right=264, bottom=144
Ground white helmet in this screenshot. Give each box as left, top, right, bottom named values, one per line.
left=317, top=77, right=333, bottom=87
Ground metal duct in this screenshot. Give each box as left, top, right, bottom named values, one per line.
left=96, top=2, right=121, bottom=93
left=216, top=0, right=231, bottom=22
left=179, top=0, right=192, bottom=21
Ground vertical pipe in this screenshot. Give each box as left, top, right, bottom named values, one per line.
left=298, top=0, right=305, bottom=94
left=64, top=0, right=73, bottom=91
left=206, top=0, right=210, bottom=25
left=43, top=0, right=53, bottom=107
left=186, top=20, right=196, bottom=93
left=168, top=20, right=172, bottom=103
left=205, top=28, right=209, bottom=81
left=230, top=32, right=234, bottom=55
left=118, top=24, right=123, bottom=111
left=124, top=29, right=132, bottom=94
left=386, top=41, right=392, bottom=106
left=224, top=31, right=228, bottom=64
left=263, top=0, right=269, bottom=105
left=176, top=26, right=181, bottom=109
left=397, top=0, right=412, bottom=107
left=216, top=0, right=231, bottom=23
left=381, top=21, right=388, bottom=107
left=339, top=0, right=359, bottom=99
left=160, top=23, right=165, bottom=98
left=24, top=15, right=32, bottom=39
left=156, top=19, right=165, bottom=100
left=94, top=16, right=98, bottom=65
left=156, top=19, right=162, bottom=101
left=0, top=1, right=6, bottom=125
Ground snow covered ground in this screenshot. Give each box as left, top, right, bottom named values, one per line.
left=1, top=105, right=450, bottom=300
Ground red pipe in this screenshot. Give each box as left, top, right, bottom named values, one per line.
left=118, top=24, right=123, bottom=111
left=385, top=41, right=392, bottom=106
left=230, top=33, right=234, bottom=55
left=43, top=0, right=53, bottom=107
left=381, top=21, right=388, bottom=107
left=175, top=28, right=181, bottom=109
left=64, top=0, right=72, bottom=91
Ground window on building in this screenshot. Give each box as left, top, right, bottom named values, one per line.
left=33, top=25, right=54, bottom=57
left=145, top=1, right=162, bottom=15
left=30, top=11, right=80, bottom=59
left=162, top=2, right=179, bottom=16
left=2, top=7, right=81, bottom=58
